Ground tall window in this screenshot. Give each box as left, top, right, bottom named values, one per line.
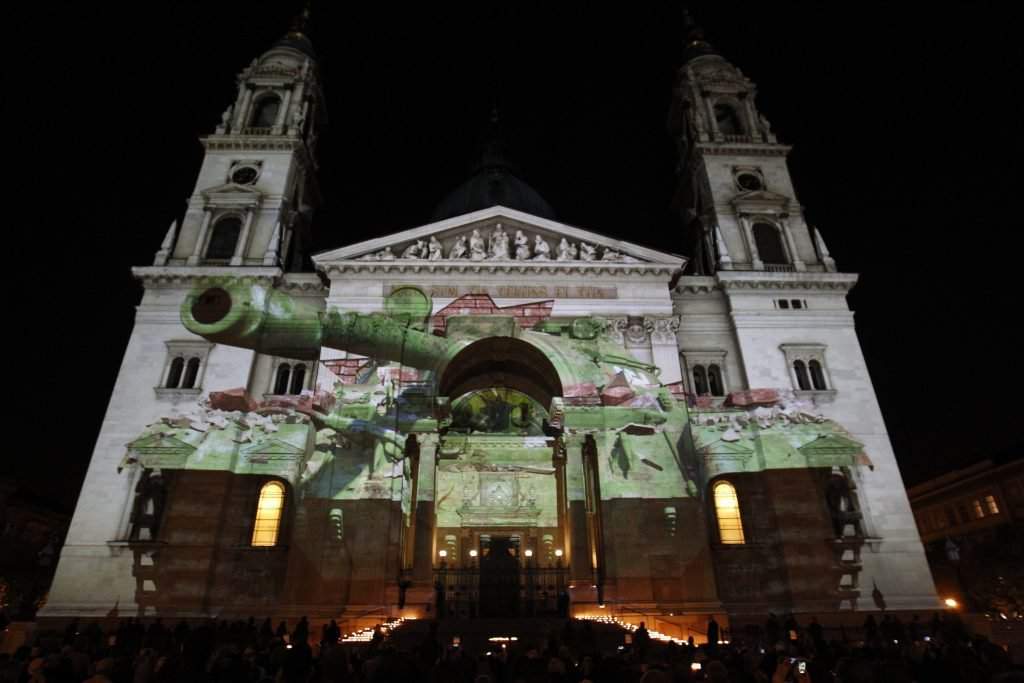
left=793, top=360, right=811, bottom=390
left=165, top=357, right=184, bottom=389
left=713, top=481, right=745, bottom=544
left=273, top=363, right=307, bottom=395
left=753, top=222, right=788, bottom=265
left=707, top=364, right=724, bottom=396
left=250, top=96, right=280, bottom=129
left=206, top=217, right=242, bottom=260
left=714, top=103, right=743, bottom=136
left=693, top=366, right=709, bottom=395
left=808, top=359, right=828, bottom=390
left=985, top=495, right=1000, bottom=515
left=251, top=481, right=285, bottom=547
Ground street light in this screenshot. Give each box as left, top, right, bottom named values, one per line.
left=439, top=550, right=447, bottom=559
left=944, top=597, right=959, bottom=609
left=469, top=549, right=478, bottom=558
left=524, top=549, right=534, bottom=558
left=554, top=549, right=563, bottom=558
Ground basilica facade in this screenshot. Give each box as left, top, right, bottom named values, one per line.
left=41, top=18, right=938, bottom=634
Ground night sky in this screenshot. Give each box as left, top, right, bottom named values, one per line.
left=11, top=3, right=1021, bottom=508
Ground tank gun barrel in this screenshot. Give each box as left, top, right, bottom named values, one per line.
left=182, top=283, right=460, bottom=369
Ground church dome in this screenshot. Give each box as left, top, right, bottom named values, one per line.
left=432, top=114, right=556, bottom=222
left=432, top=163, right=556, bottom=223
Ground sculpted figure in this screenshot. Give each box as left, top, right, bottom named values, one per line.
left=579, top=242, right=597, bottom=261
left=377, top=246, right=395, bottom=261
left=514, top=230, right=531, bottom=260
left=401, top=240, right=426, bottom=259
left=532, top=235, right=551, bottom=260
left=556, top=238, right=574, bottom=261
left=428, top=236, right=444, bottom=260
left=601, top=248, right=623, bottom=261
left=449, top=235, right=468, bottom=259
left=489, top=224, right=510, bottom=260
left=469, top=229, right=487, bottom=260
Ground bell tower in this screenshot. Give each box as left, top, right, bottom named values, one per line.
left=669, top=12, right=835, bottom=275
left=155, top=9, right=325, bottom=272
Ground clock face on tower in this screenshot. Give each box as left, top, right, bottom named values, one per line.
left=231, top=165, right=259, bottom=185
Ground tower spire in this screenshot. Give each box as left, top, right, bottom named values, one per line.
left=681, top=8, right=718, bottom=62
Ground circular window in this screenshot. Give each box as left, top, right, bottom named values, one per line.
left=231, top=166, right=259, bottom=185
left=735, top=172, right=763, bottom=192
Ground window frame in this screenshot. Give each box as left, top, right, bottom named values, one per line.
left=712, top=480, right=746, bottom=545
left=680, top=350, right=729, bottom=399
left=268, top=358, right=313, bottom=396
left=250, top=480, right=287, bottom=548
left=780, top=344, right=836, bottom=396
left=155, top=340, right=214, bottom=399
left=202, top=213, right=245, bottom=263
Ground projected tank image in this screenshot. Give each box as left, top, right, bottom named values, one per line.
left=115, top=278, right=870, bottom=626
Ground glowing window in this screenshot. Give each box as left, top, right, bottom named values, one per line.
left=251, top=481, right=285, bottom=547
left=985, top=495, right=999, bottom=515
left=972, top=500, right=985, bottom=519
left=713, top=481, right=745, bottom=545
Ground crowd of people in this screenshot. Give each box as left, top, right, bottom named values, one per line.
left=0, top=610, right=1021, bottom=682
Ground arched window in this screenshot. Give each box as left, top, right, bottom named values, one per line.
left=274, top=363, right=292, bottom=395
left=251, top=481, right=285, bottom=547
left=808, top=359, right=828, bottom=390
left=708, top=364, right=724, bottom=397
left=793, top=360, right=811, bottom=390
left=753, top=223, right=788, bottom=265
left=165, top=357, right=184, bottom=389
left=693, top=365, right=709, bottom=396
left=182, top=357, right=201, bottom=389
left=206, top=217, right=242, bottom=261
left=713, top=481, right=745, bottom=544
left=714, top=103, right=743, bottom=136
left=289, top=364, right=307, bottom=395
left=250, top=96, right=280, bottom=129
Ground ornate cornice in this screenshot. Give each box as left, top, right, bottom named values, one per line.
left=318, top=261, right=680, bottom=278
left=717, top=271, right=858, bottom=292
left=132, top=266, right=282, bottom=289
left=201, top=136, right=307, bottom=154
left=673, top=276, right=718, bottom=295
left=697, top=142, right=790, bottom=157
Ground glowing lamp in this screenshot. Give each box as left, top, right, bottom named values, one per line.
left=469, top=549, right=478, bottom=558
left=438, top=550, right=448, bottom=559
left=525, top=549, right=534, bottom=558
left=944, top=597, right=959, bottom=608
left=554, top=549, right=564, bottom=557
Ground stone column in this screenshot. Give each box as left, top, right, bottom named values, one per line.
left=614, top=316, right=655, bottom=366
left=780, top=218, right=806, bottom=271
left=273, top=87, right=292, bottom=135
left=235, top=86, right=253, bottom=131
left=564, top=437, right=592, bottom=585
left=650, top=316, right=683, bottom=385
left=230, top=208, right=255, bottom=266
left=411, top=434, right=437, bottom=584
left=187, top=208, right=213, bottom=265
left=738, top=215, right=763, bottom=269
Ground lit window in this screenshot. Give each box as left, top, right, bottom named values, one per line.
left=251, top=481, right=285, bottom=547
left=973, top=500, right=985, bottom=519
left=985, top=495, right=1000, bottom=515
left=713, top=481, right=745, bottom=545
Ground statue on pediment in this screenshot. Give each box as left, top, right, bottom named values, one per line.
left=378, top=246, right=395, bottom=261
left=580, top=242, right=597, bottom=261
left=514, top=230, right=531, bottom=260
left=449, top=235, right=468, bottom=259
left=556, top=238, right=574, bottom=261
left=532, top=235, right=551, bottom=260
left=401, top=239, right=426, bottom=259
left=428, top=236, right=444, bottom=260
left=601, top=248, right=623, bottom=261
left=489, top=224, right=510, bottom=260
left=469, top=229, right=487, bottom=260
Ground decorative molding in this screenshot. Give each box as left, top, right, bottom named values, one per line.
left=717, top=271, right=858, bottom=292
left=132, top=266, right=282, bottom=289
left=697, top=142, right=791, bottom=157
left=650, top=316, right=682, bottom=344
left=318, top=262, right=679, bottom=278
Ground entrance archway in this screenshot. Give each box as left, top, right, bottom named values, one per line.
left=439, top=337, right=563, bottom=408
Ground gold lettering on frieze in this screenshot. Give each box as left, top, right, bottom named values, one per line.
left=407, top=285, right=618, bottom=299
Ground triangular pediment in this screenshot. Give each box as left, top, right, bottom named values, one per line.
left=313, top=206, right=687, bottom=268
left=200, top=183, right=264, bottom=205
left=730, top=190, right=792, bottom=214
left=127, top=433, right=197, bottom=453
left=798, top=433, right=864, bottom=455
left=700, top=438, right=755, bottom=456
left=240, top=438, right=306, bottom=457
